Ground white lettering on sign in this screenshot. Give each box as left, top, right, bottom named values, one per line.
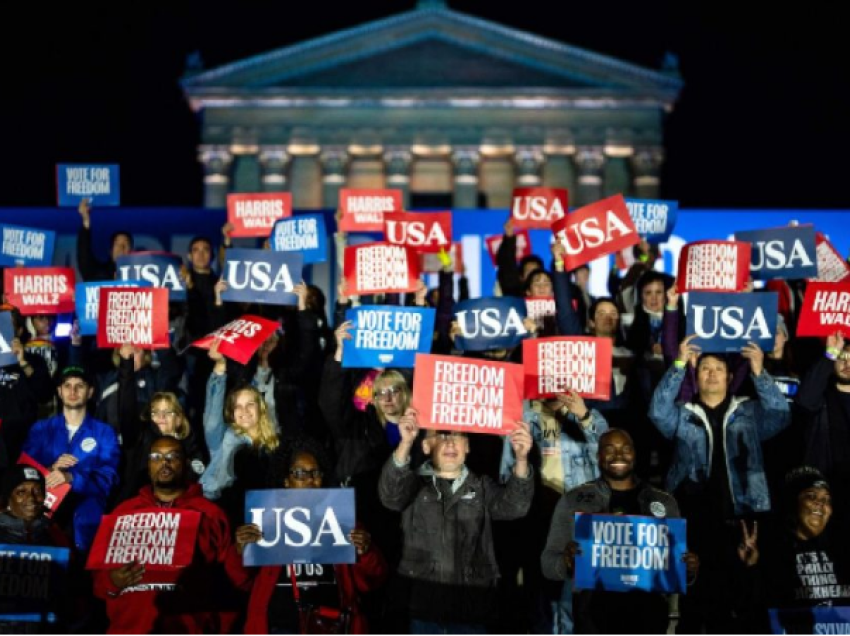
left=512, top=196, right=565, bottom=222
left=118, top=264, right=183, bottom=290
left=537, top=340, right=596, bottom=394
left=558, top=211, right=633, bottom=255
left=248, top=507, right=350, bottom=548
left=692, top=305, right=770, bottom=340
left=385, top=220, right=448, bottom=248
left=455, top=307, right=527, bottom=339
left=750, top=239, right=813, bottom=271
left=225, top=261, right=295, bottom=293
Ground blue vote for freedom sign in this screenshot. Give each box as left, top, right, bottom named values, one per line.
left=75, top=280, right=152, bottom=336
left=453, top=297, right=529, bottom=352
left=221, top=249, right=303, bottom=306
left=0, top=311, right=16, bottom=368
left=0, top=544, right=70, bottom=623
left=574, top=513, right=688, bottom=594
left=272, top=214, right=328, bottom=265
left=735, top=225, right=818, bottom=280
left=56, top=164, right=120, bottom=207
left=243, top=489, right=356, bottom=567
left=686, top=291, right=778, bottom=353
left=769, top=607, right=850, bottom=635
left=343, top=306, right=435, bottom=369
left=0, top=224, right=56, bottom=267
left=116, top=252, right=186, bottom=302
left=624, top=198, right=678, bottom=244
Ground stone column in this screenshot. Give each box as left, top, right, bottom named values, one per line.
left=452, top=148, right=480, bottom=209
left=515, top=148, right=544, bottom=187
left=321, top=148, right=349, bottom=209
left=232, top=147, right=261, bottom=193
left=259, top=147, right=290, bottom=193
left=631, top=148, right=665, bottom=199
left=199, top=146, right=232, bottom=209
left=384, top=149, right=412, bottom=209
left=603, top=150, right=633, bottom=198
left=574, top=147, right=605, bottom=206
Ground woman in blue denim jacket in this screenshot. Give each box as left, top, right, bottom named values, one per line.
left=200, top=340, right=280, bottom=519
left=500, top=391, right=609, bottom=634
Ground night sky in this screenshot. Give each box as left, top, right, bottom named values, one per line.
left=1, top=1, right=847, bottom=209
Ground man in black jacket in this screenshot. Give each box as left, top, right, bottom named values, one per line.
left=76, top=198, right=133, bottom=282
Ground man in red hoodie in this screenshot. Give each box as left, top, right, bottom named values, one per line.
left=93, top=436, right=251, bottom=633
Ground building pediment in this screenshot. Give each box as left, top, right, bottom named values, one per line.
left=182, top=5, right=681, bottom=102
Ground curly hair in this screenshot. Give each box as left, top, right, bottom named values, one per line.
left=224, top=384, right=280, bottom=452
left=270, top=436, right=336, bottom=488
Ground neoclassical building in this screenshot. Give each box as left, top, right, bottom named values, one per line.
left=181, top=0, right=682, bottom=211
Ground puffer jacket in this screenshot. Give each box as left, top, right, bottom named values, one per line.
left=378, top=458, right=533, bottom=624
left=648, top=364, right=790, bottom=515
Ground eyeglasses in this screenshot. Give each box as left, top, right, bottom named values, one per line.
left=151, top=410, right=176, bottom=419
left=374, top=386, right=401, bottom=399
left=432, top=432, right=467, bottom=444
left=289, top=469, right=323, bottom=480
left=149, top=452, right=183, bottom=463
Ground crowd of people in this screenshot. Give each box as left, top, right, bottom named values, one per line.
left=0, top=201, right=847, bottom=634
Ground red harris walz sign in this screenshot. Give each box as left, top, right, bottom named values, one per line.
left=797, top=282, right=850, bottom=336
left=551, top=195, right=639, bottom=271
left=191, top=315, right=280, bottom=364
left=227, top=193, right=291, bottom=238
left=338, top=189, right=402, bottom=232
left=3, top=267, right=75, bottom=315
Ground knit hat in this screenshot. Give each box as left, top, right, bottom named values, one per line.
left=785, top=466, right=830, bottom=502
left=2, top=465, right=45, bottom=501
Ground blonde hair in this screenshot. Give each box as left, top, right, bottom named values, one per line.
left=372, top=370, right=411, bottom=425
left=144, top=392, right=190, bottom=440
left=224, top=385, right=280, bottom=451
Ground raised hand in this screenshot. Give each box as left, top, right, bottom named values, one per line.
left=677, top=334, right=701, bottom=368
left=737, top=520, right=759, bottom=566
left=234, top=523, right=263, bottom=555
left=741, top=342, right=765, bottom=377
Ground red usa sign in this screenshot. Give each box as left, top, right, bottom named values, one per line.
left=551, top=195, right=639, bottom=270
left=511, top=188, right=568, bottom=229
left=485, top=230, right=532, bottom=267
left=384, top=212, right=452, bottom=253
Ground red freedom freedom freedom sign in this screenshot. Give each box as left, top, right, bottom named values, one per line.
left=525, top=296, right=556, bottom=322
left=338, top=189, right=403, bottom=232
left=552, top=195, right=639, bottom=271
left=511, top=187, right=568, bottom=230
left=410, top=353, right=523, bottom=436
left=86, top=508, right=201, bottom=571
left=17, top=453, right=69, bottom=519
left=797, top=282, right=850, bottom=337
left=812, top=233, right=850, bottom=283
left=420, top=243, right=464, bottom=273
left=192, top=315, right=280, bottom=364
left=3, top=267, right=75, bottom=315
left=384, top=212, right=452, bottom=253
left=227, top=193, right=292, bottom=238
left=677, top=240, right=751, bottom=293
left=523, top=337, right=612, bottom=400
left=485, top=230, right=532, bottom=267
left=343, top=242, right=420, bottom=295
left=96, top=287, right=169, bottom=349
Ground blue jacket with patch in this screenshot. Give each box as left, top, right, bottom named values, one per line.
left=22, top=413, right=120, bottom=551
left=649, top=365, right=791, bottom=515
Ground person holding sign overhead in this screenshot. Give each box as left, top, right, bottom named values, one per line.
left=541, top=429, right=699, bottom=634
left=236, top=436, right=389, bottom=634
left=93, top=436, right=251, bottom=634
left=648, top=334, right=790, bottom=632
left=200, top=339, right=281, bottom=518
left=379, top=408, right=533, bottom=634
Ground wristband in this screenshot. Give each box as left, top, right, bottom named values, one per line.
left=826, top=347, right=840, bottom=361
left=665, top=305, right=677, bottom=311
left=554, top=260, right=564, bottom=272
left=673, top=359, right=687, bottom=369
